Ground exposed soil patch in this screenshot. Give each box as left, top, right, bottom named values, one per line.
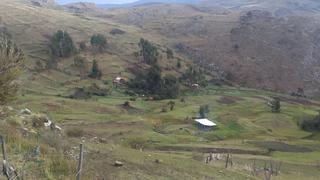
left=63, top=121, right=144, bottom=129
left=250, top=141, right=313, bottom=153
left=110, top=28, right=126, bottom=35
left=252, top=95, right=320, bottom=106
left=62, top=121, right=145, bottom=138
left=151, top=145, right=268, bottom=155
left=94, top=106, right=115, bottom=114
left=217, top=96, right=243, bottom=105
left=43, top=101, right=67, bottom=111
left=118, top=104, right=143, bottom=114
left=276, top=96, right=320, bottom=106
left=252, top=95, right=270, bottom=101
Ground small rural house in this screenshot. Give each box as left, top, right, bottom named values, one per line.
left=191, top=83, right=201, bottom=90
left=113, top=76, right=127, bottom=85
left=194, top=118, right=217, bottom=131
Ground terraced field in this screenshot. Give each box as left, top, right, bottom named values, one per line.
left=0, top=0, right=320, bottom=179
left=1, top=85, right=317, bottom=179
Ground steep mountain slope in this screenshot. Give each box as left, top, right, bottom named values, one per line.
left=5, top=0, right=320, bottom=97
left=1, top=1, right=320, bottom=180
left=0, top=0, right=192, bottom=95
left=102, top=2, right=320, bottom=98
left=98, top=0, right=199, bottom=8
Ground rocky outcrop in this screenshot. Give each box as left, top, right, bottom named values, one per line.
left=30, top=0, right=55, bottom=7
left=31, top=0, right=55, bottom=4
left=64, top=2, right=98, bottom=13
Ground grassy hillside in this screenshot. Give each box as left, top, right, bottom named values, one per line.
left=2, top=85, right=320, bottom=179
left=0, top=0, right=320, bottom=179
left=102, top=3, right=320, bottom=98
left=0, top=0, right=192, bottom=94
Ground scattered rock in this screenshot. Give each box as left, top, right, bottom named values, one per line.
left=7, top=106, right=13, bottom=111
left=110, top=28, right=126, bottom=35
left=114, top=161, right=124, bottom=167
left=20, top=108, right=32, bottom=115
left=99, top=138, right=107, bottom=144
left=81, top=137, right=86, bottom=143
left=64, top=2, right=97, bottom=13
left=54, top=125, right=62, bottom=131
left=44, top=119, right=52, bottom=127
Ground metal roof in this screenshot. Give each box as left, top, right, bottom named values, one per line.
left=195, top=118, right=217, bottom=127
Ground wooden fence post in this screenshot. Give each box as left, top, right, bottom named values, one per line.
left=225, top=153, right=230, bottom=168
left=1, top=135, right=10, bottom=180
left=76, top=144, right=84, bottom=180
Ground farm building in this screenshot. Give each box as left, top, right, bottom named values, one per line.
left=194, top=118, right=217, bottom=131
left=113, top=76, right=127, bottom=85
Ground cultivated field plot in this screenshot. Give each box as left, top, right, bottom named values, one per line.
left=4, top=86, right=318, bottom=179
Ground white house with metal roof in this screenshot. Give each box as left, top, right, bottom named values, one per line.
left=194, top=118, right=217, bottom=131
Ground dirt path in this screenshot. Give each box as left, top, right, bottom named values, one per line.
left=151, top=145, right=269, bottom=155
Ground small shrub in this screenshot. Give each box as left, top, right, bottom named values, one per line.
left=32, top=115, right=47, bottom=128
left=49, top=158, right=70, bottom=178
left=35, top=60, right=44, bottom=72
left=127, top=136, right=148, bottom=150
left=87, top=83, right=108, bottom=96
left=89, top=60, right=102, bottom=79
left=79, top=41, right=87, bottom=51
left=123, top=101, right=130, bottom=107
left=46, top=56, right=58, bottom=69
left=270, top=97, right=281, bottom=113
left=176, top=60, right=181, bottom=69
left=74, top=56, right=87, bottom=77
left=161, top=107, right=168, bottom=113
left=166, top=48, right=174, bottom=59
left=0, top=37, right=24, bottom=105
left=66, top=128, right=84, bottom=137
left=167, top=101, right=175, bottom=111
left=199, top=105, right=209, bottom=118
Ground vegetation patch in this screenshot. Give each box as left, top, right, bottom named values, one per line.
left=217, top=96, right=243, bottom=105
left=300, top=112, right=320, bottom=132
left=110, top=28, right=126, bottom=35
left=277, top=96, right=320, bottom=106
left=66, top=127, right=85, bottom=137
left=152, top=144, right=267, bottom=155
left=250, top=141, right=313, bottom=153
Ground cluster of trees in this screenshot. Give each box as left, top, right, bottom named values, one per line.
left=90, top=34, right=107, bottom=53
left=49, top=30, right=75, bottom=58
left=130, top=38, right=211, bottom=99
left=74, top=56, right=102, bottom=79
left=300, top=111, right=320, bottom=132
left=129, top=64, right=180, bottom=99
left=180, top=66, right=207, bottom=86
left=139, top=38, right=158, bottom=65
left=47, top=31, right=206, bottom=99
left=129, top=39, right=181, bottom=99
left=48, top=30, right=105, bottom=79
left=0, top=37, right=23, bottom=105
left=49, top=31, right=107, bottom=58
